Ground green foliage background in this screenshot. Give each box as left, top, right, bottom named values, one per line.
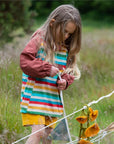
left=0, top=0, right=114, bottom=41
left=0, top=1, right=114, bottom=143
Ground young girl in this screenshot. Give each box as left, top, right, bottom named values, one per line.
left=20, top=4, right=81, bottom=144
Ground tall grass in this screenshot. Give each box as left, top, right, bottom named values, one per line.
left=0, top=22, right=114, bottom=143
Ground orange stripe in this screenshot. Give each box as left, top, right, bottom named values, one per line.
left=21, top=102, right=63, bottom=113
left=27, top=82, right=34, bottom=86
left=29, top=106, right=63, bottom=113
left=34, top=85, right=58, bottom=92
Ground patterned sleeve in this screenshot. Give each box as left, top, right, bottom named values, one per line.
left=20, top=35, right=52, bottom=78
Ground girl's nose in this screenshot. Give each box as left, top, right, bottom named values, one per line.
left=64, top=33, right=69, bottom=40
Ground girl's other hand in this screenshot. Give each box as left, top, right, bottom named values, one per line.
left=57, top=79, right=67, bottom=90
left=50, top=66, right=59, bottom=77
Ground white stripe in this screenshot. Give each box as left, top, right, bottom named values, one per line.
left=28, top=109, right=63, bottom=115
left=23, top=92, right=31, bottom=96
left=22, top=76, right=28, bottom=79
left=20, top=105, right=28, bottom=109
left=21, top=100, right=29, bottom=104
left=55, top=58, right=66, bottom=63
left=22, top=84, right=26, bottom=87
left=44, top=76, right=57, bottom=81
left=23, top=88, right=58, bottom=96
left=28, top=103, right=63, bottom=110
left=30, top=96, right=60, bottom=103
left=56, top=52, right=66, bottom=55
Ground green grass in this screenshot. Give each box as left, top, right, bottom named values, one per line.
left=0, top=20, right=114, bottom=143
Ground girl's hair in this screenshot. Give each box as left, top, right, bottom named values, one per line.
left=35, top=4, right=81, bottom=79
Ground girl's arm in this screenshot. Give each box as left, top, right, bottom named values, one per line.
left=57, top=73, right=75, bottom=90
left=61, top=73, right=75, bottom=89
left=20, top=36, right=52, bottom=78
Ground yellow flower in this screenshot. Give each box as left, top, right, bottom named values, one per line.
left=76, top=116, right=88, bottom=124
left=85, top=123, right=100, bottom=137
left=77, top=139, right=93, bottom=144
left=89, top=107, right=98, bottom=121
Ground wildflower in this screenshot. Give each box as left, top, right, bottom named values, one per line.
left=85, top=123, right=100, bottom=137
left=77, top=139, right=93, bottom=144
left=76, top=116, right=88, bottom=124
left=89, top=107, right=98, bottom=121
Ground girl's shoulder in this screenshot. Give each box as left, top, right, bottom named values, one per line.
left=31, top=29, right=44, bottom=39
left=29, top=29, right=45, bottom=46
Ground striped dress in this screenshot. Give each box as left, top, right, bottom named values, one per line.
left=20, top=43, right=68, bottom=117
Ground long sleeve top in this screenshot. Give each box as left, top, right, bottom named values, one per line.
left=20, top=29, right=74, bottom=117
left=20, top=30, right=74, bottom=89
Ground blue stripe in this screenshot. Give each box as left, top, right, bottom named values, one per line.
left=30, top=98, right=62, bottom=105
left=21, top=93, right=31, bottom=99
left=22, top=73, right=29, bottom=77
left=22, top=91, right=59, bottom=101
left=55, top=61, right=66, bottom=65
left=22, top=78, right=28, bottom=82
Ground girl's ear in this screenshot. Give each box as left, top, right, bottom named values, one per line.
left=50, top=19, right=55, bottom=26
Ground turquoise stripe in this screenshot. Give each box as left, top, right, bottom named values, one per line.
left=22, top=91, right=59, bottom=100
left=32, top=91, right=58, bottom=97
left=22, top=78, right=28, bottom=82
left=30, top=98, right=62, bottom=105
left=32, top=92, right=59, bottom=99
left=55, top=61, right=66, bottom=65
left=22, top=73, right=28, bottom=77
left=36, top=76, right=58, bottom=84
left=21, top=93, right=31, bottom=99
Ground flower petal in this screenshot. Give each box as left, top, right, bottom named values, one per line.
left=76, top=116, right=88, bottom=124
left=78, top=139, right=93, bottom=144
left=85, top=123, right=100, bottom=137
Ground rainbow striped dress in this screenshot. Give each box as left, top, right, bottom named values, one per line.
left=20, top=44, right=68, bottom=117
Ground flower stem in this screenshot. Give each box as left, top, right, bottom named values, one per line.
left=87, top=106, right=90, bottom=140
left=79, top=123, right=82, bottom=140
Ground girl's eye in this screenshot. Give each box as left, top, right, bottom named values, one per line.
left=64, top=30, right=72, bottom=36
left=64, top=31, right=70, bottom=36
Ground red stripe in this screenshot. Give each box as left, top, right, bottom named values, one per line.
left=22, top=81, right=27, bottom=84
left=28, top=77, right=35, bottom=81
left=36, top=81, right=56, bottom=87
left=22, top=97, right=30, bottom=101
left=30, top=101, right=63, bottom=108
left=28, top=77, right=56, bottom=87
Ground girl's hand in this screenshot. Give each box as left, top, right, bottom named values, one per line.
left=57, top=79, right=67, bottom=90
left=50, top=66, right=59, bottom=77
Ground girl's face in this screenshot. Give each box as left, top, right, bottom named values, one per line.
left=63, top=21, right=76, bottom=41
left=50, top=19, right=76, bottom=44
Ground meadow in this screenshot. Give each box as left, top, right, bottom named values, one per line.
left=0, top=20, right=114, bottom=144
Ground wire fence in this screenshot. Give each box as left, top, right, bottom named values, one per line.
left=12, top=90, right=114, bottom=144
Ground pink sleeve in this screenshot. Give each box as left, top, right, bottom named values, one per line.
left=20, top=36, right=52, bottom=78
left=57, top=73, right=75, bottom=89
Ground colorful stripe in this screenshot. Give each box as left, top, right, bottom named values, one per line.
left=20, top=46, right=68, bottom=117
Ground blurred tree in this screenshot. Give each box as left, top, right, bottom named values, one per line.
left=0, top=0, right=113, bottom=42
left=0, top=0, right=34, bottom=40
left=31, top=0, right=114, bottom=21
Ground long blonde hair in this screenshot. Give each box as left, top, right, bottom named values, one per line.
left=35, top=4, right=82, bottom=79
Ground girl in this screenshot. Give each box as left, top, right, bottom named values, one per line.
left=20, top=4, right=81, bottom=144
